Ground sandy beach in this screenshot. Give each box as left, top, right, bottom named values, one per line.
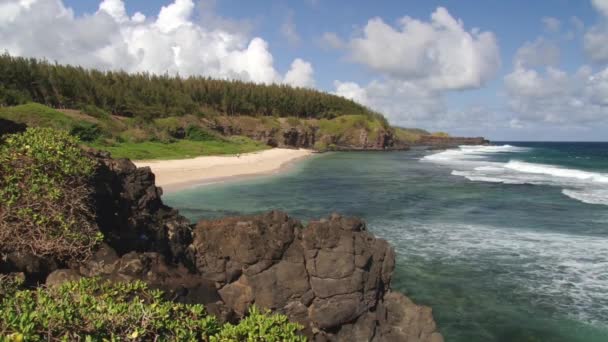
left=134, top=148, right=314, bottom=192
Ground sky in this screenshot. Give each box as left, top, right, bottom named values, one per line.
left=1, top=1, right=608, bottom=141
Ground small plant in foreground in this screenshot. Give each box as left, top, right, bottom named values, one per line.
left=0, top=128, right=102, bottom=259
left=0, top=278, right=306, bottom=341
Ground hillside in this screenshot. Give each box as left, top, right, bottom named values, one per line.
left=0, top=55, right=487, bottom=159
left=0, top=54, right=382, bottom=122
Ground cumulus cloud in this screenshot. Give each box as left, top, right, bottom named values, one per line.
left=345, top=7, right=501, bottom=91
left=332, top=7, right=501, bottom=131
left=592, top=0, right=608, bottom=17
left=319, top=32, right=345, bottom=49
left=504, top=63, right=608, bottom=125
left=0, top=0, right=313, bottom=85
left=284, top=58, right=315, bottom=88
left=584, top=0, right=608, bottom=63
left=542, top=17, right=561, bottom=33
left=281, top=10, right=300, bottom=46
left=514, top=37, right=560, bottom=68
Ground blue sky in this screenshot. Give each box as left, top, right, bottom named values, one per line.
left=3, top=0, right=608, bottom=140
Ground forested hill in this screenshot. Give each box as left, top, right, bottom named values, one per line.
left=0, top=54, right=384, bottom=123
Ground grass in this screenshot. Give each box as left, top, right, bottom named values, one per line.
left=0, top=103, right=78, bottom=130
left=90, top=137, right=269, bottom=160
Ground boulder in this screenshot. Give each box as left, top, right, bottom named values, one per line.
left=189, top=211, right=442, bottom=341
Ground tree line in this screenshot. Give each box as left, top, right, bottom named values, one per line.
left=0, top=54, right=387, bottom=124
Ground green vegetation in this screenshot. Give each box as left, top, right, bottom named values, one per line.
left=0, top=128, right=101, bottom=259
left=90, top=137, right=268, bottom=160
left=394, top=127, right=431, bottom=144
left=0, top=53, right=379, bottom=121
left=0, top=278, right=304, bottom=341
left=1, top=103, right=269, bottom=159
left=0, top=103, right=78, bottom=130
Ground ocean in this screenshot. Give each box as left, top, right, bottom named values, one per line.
left=165, top=142, right=608, bottom=342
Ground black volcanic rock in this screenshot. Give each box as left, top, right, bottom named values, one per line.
left=0, top=118, right=26, bottom=141
left=87, top=149, right=192, bottom=263
left=189, top=211, right=443, bottom=341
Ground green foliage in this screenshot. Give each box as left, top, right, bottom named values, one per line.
left=394, top=127, right=430, bottom=144
left=0, top=103, right=77, bottom=131
left=0, top=278, right=304, bottom=342
left=80, top=105, right=111, bottom=120
left=91, top=137, right=268, bottom=160
left=0, top=53, right=378, bottom=121
left=0, top=128, right=101, bottom=259
left=186, top=125, right=220, bottom=141
left=70, top=122, right=103, bottom=142
left=215, top=306, right=306, bottom=342
left=432, top=131, right=450, bottom=138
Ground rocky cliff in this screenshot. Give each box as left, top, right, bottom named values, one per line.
left=1, top=122, right=442, bottom=341
left=416, top=135, right=489, bottom=148
left=208, top=115, right=403, bottom=151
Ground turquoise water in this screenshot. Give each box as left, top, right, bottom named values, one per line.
left=165, top=143, right=608, bottom=341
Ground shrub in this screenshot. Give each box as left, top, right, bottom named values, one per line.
left=186, top=125, right=219, bottom=141
left=0, top=278, right=305, bottom=341
left=216, top=306, right=306, bottom=342
left=0, top=128, right=102, bottom=259
left=70, top=122, right=103, bottom=142
left=119, top=128, right=149, bottom=143
left=80, top=105, right=111, bottom=120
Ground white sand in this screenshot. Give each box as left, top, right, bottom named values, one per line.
left=134, top=148, right=314, bottom=192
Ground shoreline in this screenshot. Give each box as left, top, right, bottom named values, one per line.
left=134, top=148, right=314, bottom=193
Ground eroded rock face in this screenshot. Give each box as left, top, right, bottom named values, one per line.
left=88, top=150, right=192, bottom=263
left=189, top=211, right=442, bottom=341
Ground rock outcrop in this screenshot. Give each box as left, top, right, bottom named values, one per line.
left=207, top=116, right=403, bottom=151
left=0, top=118, right=26, bottom=138
left=189, top=211, right=442, bottom=341
left=87, top=150, right=192, bottom=263
left=416, top=135, right=489, bottom=149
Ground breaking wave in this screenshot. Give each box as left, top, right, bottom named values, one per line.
left=422, top=145, right=608, bottom=206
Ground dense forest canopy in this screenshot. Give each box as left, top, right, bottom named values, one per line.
left=0, top=54, right=387, bottom=124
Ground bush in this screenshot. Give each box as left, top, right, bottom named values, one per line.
left=186, top=125, right=219, bottom=141
left=0, top=128, right=102, bottom=259
left=70, top=122, right=103, bottom=142
left=80, top=105, right=111, bottom=120
left=0, top=278, right=305, bottom=341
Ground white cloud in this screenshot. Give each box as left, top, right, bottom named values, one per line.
left=331, top=7, right=501, bottom=132
left=504, top=64, right=608, bottom=125
left=281, top=10, right=300, bottom=46
left=542, top=17, right=561, bottom=33
left=345, top=7, right=501, bottom=91
left=284, top=58, right=315, bottom=88
left=319, top=32, right=345, bottom=49
left=0, top=0, right=314, bottom=86
left=592, top=0, right=608, bottom=17
left=514, top=37, right=560, bottom=68
left=585, top=0, right=608, bottom=64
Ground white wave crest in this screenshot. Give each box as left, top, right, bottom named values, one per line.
left=376, top=220, right=608, bottom=325
left=422, top=145, right=608, bottom=206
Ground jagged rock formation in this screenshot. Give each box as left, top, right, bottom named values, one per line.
left=189, top=211, right=442, bottom=341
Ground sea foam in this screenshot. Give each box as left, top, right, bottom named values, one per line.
left=377, top=219, right=608, bottom=326
left=422, top=145, right=608, bottom=206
